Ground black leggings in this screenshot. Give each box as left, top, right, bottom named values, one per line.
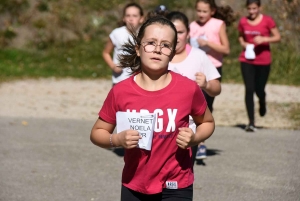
left=121, top=185, right=193, bottom=201
left=202, top=67, right=222, bottom=112
left=240, top=62, right=270, bottom=124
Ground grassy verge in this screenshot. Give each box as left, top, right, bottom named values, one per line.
left=0, top=40, right=110, bottom=82
left=289, top=103, right=300, bottom=130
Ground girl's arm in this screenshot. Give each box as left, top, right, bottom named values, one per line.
left=205, top=79, right=221, bottom=97
left=204, top=23, right=230, bottom=55
left=90, top=118, right=116, bottom=149
left=195, top=72, right=221, bottom=97
left=191, top=107, right=215, bottom=145
left=102, top=39, right=122, bottom=73
left=176, top=107, right=215, bottom=149
left=91, top=118, right=141, bottom=149
left=253, top=27, right=281, bottom=45
left=238, top=32, right=248, bottom=49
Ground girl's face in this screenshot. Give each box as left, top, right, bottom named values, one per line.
left=247, top=3, right=260, bottom=20
left=172, top=20, right=189, bottom=54
left=196, top=2, right=215, bottom=24
left=123, top=6, right=143, bottom=29
left=137, top=24, right=175, bottom=73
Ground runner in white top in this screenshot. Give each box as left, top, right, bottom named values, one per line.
left=168, top=47, right=220, bottom=82
left=102, top=3, right=144, bottom=85
left=108, top=26, right=134, bottom=84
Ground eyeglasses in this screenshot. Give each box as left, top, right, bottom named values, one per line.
left=141, top=41, right=173, bottom=56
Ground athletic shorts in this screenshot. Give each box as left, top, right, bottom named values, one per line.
left=121, top=184, right=193, bottom=201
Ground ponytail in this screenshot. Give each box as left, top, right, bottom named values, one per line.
left=195, top=0, right=236, bottom=26
left=117, top=27, right=141, bottom=74
left=214, top=5, right=236, bottom=26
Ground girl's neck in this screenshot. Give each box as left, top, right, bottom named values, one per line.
left=247, top=13, right=262, bottom=25
left=136, top=70, right=171, bottom=91
left=196, top=17, right=211, bottom=26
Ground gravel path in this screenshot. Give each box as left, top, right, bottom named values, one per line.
left=0, top=78, right=299, bottom=129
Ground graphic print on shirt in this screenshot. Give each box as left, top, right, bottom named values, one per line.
left=126, top=108, right=178, bottom=133
left=244, top=30, right=261, bottom=36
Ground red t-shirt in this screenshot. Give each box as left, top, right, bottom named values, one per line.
left=99, top=71, right=207, bottom=194
left=238, top=15, right=276, bottom=65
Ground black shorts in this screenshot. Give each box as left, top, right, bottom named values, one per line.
left=121, top=184, right=193, bottom=201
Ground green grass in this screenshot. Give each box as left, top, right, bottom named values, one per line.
left=0, top=40, right=111, bottom=82
left=1, top=25, right=299, bottom=86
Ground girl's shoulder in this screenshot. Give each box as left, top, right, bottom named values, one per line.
left=262, top=14, right=273, bottom=19
left=190, top=20, right=198, bottom=25
left=171, top=70, right=193, bottom=82
left=238, top=16, right=248, bottom=23
left=190, top=46, right=207, bottom=57
left=189, top=20, right=199, bottom=29
left=208, top=17, right=224, bottom=28
left=190, top=18, right=223, bottom=31
left=111, top=26, right=127, bottom=34
left=262, top=14, right=275, bottom=22
left=210, top=17, right=224, bottom=24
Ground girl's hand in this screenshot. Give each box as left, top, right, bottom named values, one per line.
left=176, top=127, right=195, bottom=149
left=253, top=36, right=267, bottom=45
left=197, top=38, right=208, bottom=47
left=242, top=42, right=249, bottom=49
left=113, top=65, right=123, bottom=73
left=117, top=130, right=141, bottom=149
left=195, top=72, right=207, bottom=89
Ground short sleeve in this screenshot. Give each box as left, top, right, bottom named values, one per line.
left=98, top=88, right=118, bottom=124
left=267, top=16, right=276, bottom=29
left=109, top=29, right=117, bottom=46
left=191, top=83, right=207, bottom=116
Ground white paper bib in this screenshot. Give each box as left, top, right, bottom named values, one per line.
left=116, top=111, right=156, bottom=150
left=245, top=44, right=256, bottom=60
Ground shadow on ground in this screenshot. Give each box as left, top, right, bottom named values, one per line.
left=195, top=148, right=222, bottom=166
left=234, top=124, right=266, bottom=131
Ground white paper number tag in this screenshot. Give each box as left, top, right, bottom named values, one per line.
left=245, top=44, right=256, bottom=60
left=190, top=37, right=200, bottom=48
left=116, top=111, right=156, bottom=151
left=190, top=35, right=210, bottom=52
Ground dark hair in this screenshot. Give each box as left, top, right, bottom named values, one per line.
left=118, top=16, right=177, bottom=74
left=246, top=0, right=261, bottom=7
left=166, top=11, right=190, bottom=33
left=145, top=5, right=169, bottom=21
left=195, top=0, right=236, bottom=26
left=119, top=2, right=144, bottom=26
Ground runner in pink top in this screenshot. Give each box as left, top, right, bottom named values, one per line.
left=190, top=18, right=224, bottom=68
left=91, top=16, right=215, bottom=201
left=166, top=11, right=221, bottom=164
left=189, top=0, right=235, bottom=160
left=238, top=0, right=281, bottom=132
left=189, top=0, right=234, bottom=112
